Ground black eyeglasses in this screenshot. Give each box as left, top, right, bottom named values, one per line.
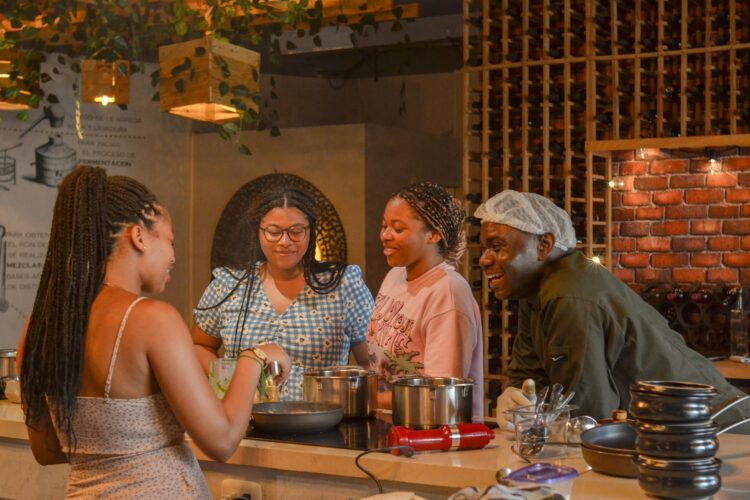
left=260, top=224, right=310, bottom=242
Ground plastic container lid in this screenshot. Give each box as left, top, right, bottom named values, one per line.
left=507, top=462, right=578, bottom=484
left=506, top=463, right=579, bottom=485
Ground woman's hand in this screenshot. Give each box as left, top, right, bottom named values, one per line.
left=256, top=344, right=291, bottom=384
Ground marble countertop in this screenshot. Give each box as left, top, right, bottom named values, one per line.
left=2, top=400, right=750, bottom=498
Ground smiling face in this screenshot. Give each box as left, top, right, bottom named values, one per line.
left=141, top=207, right=175, bottom=295
left=380, top=196, right=441, bottom=279
left=478, top=222, right=546, bottom=300
left=259, top=206, right=310, bottom=274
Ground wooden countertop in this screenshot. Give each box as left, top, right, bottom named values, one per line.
left=714, top=359, right=750, bottom=380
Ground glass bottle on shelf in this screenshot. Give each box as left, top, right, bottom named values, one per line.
left=729, top=286, right=749, bottom=362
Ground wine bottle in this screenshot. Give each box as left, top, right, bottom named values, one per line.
left=691, top=287, right=713, bottom=304
left=595, top=112, right=613, bottom=126
left=667, top=286, right=687, bottom=303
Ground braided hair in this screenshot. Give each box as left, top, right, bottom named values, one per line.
left=196, top=187, right=346, bottom=357
left=393, top=182, right=467, bottom=269
left=21, top=166, right=159, bottom=451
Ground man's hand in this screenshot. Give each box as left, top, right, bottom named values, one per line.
left=496, top=387, right=532, bottom=430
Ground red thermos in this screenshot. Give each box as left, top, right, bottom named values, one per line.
left=387, top=423, right=495, bottom=455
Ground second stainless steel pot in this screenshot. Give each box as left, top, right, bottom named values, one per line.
left=0, top=349, right=18, bottom=399
left=302, top=366, right=377, bottom=418
left=392, top=376, right=473, bottom=429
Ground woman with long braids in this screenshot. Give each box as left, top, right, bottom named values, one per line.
left=17, top=166, right=290, bottom=498
left=192, top=187, right=374, bottom=400
left=367, top=182, right=484, bottom=417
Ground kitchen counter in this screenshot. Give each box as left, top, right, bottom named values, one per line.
left=714, top=359, right=750, bottom=380
left=2, top=400, right=750, bottom=499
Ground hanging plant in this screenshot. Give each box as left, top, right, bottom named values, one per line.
left=0, top=0, right=420, bottom=154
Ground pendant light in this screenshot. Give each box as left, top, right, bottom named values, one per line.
left=80, top=60, right=131, bottom=106
left=158, top=35, right=260, bottom=124
left=0, top=49, right=38, bottom=110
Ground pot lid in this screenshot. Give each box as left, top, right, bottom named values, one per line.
left=392, top=376, right=474, bottom=388
left=306, top=365, right=376, bottom=378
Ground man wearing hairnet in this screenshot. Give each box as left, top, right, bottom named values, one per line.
left=475, top=190, right=750, bottom=433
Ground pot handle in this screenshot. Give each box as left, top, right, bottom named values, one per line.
left=717, top=417, right=750, bottom=435
left=711, top=394, right=750, bottom=421
left=349, top=376, right=360, bottom=390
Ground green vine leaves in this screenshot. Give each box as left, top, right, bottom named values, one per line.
left=1, top=0, right=415, bottom=155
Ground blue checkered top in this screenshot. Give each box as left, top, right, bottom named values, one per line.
left=194, top=263, right=374, bottom=400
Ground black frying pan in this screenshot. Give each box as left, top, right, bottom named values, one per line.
left=580, top=422, right=639, bottom=478
left=251, top=401, right=344, bottom=433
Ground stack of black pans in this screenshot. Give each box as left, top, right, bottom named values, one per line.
left=629, top=381, right=722, bottom=499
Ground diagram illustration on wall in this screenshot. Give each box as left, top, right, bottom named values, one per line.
left=0, top=225, right=8, bottom=313
left=18, top=103, right=76, bottom=188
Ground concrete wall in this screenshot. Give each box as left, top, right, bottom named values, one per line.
left=188, top=124, right=367, bottom=304
left=0, top=61, right=462, bottom=348
left=188, top=123, right=461, bottom=302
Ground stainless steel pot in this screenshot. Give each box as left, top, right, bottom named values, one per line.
left=392, top=376, right=473, bottom=430
left=302, top=366, right=377, bottom=418
left=0, top=349, right=18, bottom=399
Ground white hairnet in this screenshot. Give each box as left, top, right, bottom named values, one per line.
left=474, top=190, right=577, bottom=251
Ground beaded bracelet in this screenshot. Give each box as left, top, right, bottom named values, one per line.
left=239, top=352, right=268, bottom=400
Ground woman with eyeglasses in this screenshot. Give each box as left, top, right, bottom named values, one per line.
left=192, top=187, right=374, bottom=400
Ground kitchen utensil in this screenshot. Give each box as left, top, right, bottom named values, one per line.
left=581, top=394, right=750, bottom=478
left=263, top=361, right=280, bottom=402
left=0, top=349, right=17, bottom=399
left=302, top=366, right=377, bottom=418
left=635, top=420, right=720, bottom=459
left=634, top=455, right=722, bottom=499
left=387, top=423, right=495, bottom=455
left=391, top=376, right=473, bottom=429
left=508, top=403, right=576, bottom=458
left=566, top=415, right=597, bottom=443
left=580, top=421, right=639, bottom=478
left=547, top=383, right=564, bottom=418
left=251, top=401, right=344, bottom=433
left=629, top=381, right=718, bottom=422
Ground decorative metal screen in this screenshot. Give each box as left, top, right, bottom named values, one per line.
left=210, top=173, right=347, bottom=270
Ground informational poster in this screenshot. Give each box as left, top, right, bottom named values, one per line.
left=0, top=60, right=191, bottom=348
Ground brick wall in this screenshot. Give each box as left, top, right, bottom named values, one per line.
left=611, top=150, right=750, bottom=294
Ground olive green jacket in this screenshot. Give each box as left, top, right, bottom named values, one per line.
left=508, top=252, right=750, bottom=432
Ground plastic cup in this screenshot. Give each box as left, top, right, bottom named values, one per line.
left=209, top=358, right=237, bottom=399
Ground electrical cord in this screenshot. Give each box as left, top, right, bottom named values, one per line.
left=354, top=445, right=416, bottom=494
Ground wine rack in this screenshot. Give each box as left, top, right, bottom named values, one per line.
left=641, top=284, right=750, bottom=358
left=460, top=0, right=750, bottom=416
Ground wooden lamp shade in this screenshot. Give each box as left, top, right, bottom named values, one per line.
left=0, top=49, right=38, bottom=110
left=159, top=37, right=260, bottom=124
left=80, top=60, right=130, bottom=106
